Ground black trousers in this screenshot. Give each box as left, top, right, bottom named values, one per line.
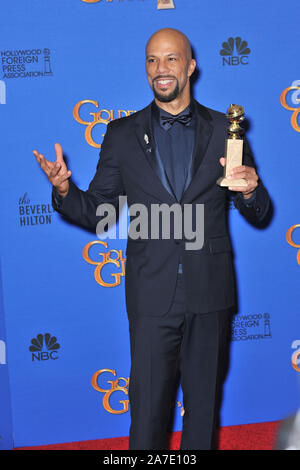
left=128, top=273, right=231, bottom=450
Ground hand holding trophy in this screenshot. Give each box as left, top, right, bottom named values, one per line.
left=217, top=104, right=248, bottom=188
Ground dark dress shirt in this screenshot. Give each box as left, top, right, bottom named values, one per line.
left=152, top=102, right=196, bottom=273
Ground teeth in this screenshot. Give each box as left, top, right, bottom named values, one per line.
left=157, top=79, right=173, bottom=85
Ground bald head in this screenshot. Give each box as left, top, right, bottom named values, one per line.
left=146, top=28, right=193, bottom=62
left=145, top=28, right=196, bottom=110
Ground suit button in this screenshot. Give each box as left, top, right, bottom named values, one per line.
left=256, top=207, right=261, bottom=213
left=174, top=240, right=181, bottom=245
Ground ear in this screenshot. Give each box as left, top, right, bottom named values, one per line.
left=188, top=59, right=196, bottom=77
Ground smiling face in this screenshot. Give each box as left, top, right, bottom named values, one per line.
left=145, top=29, right=196, bottom=107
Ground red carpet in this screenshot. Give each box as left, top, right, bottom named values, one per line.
left=14, top=421, right=280, bottom=450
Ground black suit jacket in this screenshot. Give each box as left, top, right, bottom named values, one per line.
left=53, top=99, right=270, bottom=316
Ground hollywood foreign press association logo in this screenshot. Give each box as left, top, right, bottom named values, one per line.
left=231, top=312, right=272, bottom=342
left=220, top=37, right=251, bottom=66
left=29, top=333, right=60, bottom=361
left=1, top=48, right=53, bottom=79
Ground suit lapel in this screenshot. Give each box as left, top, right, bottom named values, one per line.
left=133, top=99, right=214, bottom=204
left=181, top=99, right=213, bottom=201
left=134, top=102, right=176, bottom=204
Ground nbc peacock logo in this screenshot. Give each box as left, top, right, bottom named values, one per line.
left=220, top=37, right=251, bottom=66
left=29, top=333, right=60, bottom=361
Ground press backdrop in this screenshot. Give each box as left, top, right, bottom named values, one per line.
left=0, top=0, right=300, bottom=449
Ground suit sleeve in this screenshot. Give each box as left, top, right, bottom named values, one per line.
left=233, top=138, right=271, bottom=223
left=52, top=121, right=125, bottom=231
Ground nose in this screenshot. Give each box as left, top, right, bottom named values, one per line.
left=155, top=58, right=170, bottom=75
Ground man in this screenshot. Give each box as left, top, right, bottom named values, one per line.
left=33, top=28, right=270, bottom=450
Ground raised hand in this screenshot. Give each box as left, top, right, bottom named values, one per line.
left=33, top=143, right=71, bottom=198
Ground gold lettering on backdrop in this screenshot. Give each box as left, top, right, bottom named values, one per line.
left=73, top=100, right=136, bottom=148
left=292, top=350, right=300, bottom=373
left=286, top=224, right=300, bottom=265
left=280, top=86, right=300, bottom=133
left=82, top=240, right=126, bottom=287
left=91, top=368, right=186, bottom=414
left=91, top=369, right=130, bottom=414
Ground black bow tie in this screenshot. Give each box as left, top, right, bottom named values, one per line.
left=160, top=112, right=192, bottom=130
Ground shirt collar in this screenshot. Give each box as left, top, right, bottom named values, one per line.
left=152, top=100, right=194, bottom=126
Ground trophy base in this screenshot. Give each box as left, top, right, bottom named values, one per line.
left=217, top=137, right=246, bottom=188
left=217, top=177, right=248, bottom=187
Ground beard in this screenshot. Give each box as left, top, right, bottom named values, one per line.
left=152, top=78, right=180, bottom=103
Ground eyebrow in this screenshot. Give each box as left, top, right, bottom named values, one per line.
left=146, top=53, right=181, bottom=59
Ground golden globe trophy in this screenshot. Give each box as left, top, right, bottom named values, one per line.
left=217, top=104, right=247, bottom=187
left=157, top=0, right=175, bottom=9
